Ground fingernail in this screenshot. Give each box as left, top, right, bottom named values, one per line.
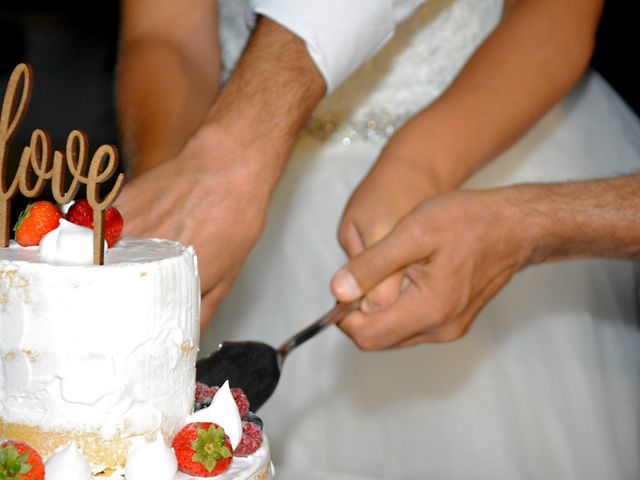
left=333, top=268, right=362, bottom=300
left=361, top=297, right=373, bottom=313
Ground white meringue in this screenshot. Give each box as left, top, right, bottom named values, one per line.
left=60, top=201, right=74, bottom=215
left=44, top=442, right=93, bottom=480
left=125, top=433, right=177, bottom=480
left=187, top=380, right=243, bottom=449
left=39, top=219, right=106, bottom=264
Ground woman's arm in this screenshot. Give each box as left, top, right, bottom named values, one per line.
left=337, top=0, right=605, bottom=313
left=383, top=0, right=604, bottom=191
left=117, top=0, right=221, bottom=175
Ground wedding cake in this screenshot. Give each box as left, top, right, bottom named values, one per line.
left=0, top=236, right=200, bottom=470
left=0, top=233, right=273, bottom=479
left=0, top=63, right=271, bottom=478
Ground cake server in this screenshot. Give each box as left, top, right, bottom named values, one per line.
left=196, top=300, right=359, bottom=412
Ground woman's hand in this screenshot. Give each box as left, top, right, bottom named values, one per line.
left=332, top=188, right=534, bottom=350
left=337, top=128, right=444, bottom=315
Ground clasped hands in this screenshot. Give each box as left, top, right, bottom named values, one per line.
left=332, top=184, right=532, bottom=350
left=327, top=143, right=536, bottom=350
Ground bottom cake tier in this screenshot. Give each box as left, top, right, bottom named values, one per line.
left=1, top=419, right=273, bottom=480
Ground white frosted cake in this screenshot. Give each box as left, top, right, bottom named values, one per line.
left=0, top=238, right=199, bottom=470
left=0, top=235, right=273, bottom=479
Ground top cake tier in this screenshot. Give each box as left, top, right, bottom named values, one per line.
left=0, top=237, right=201, bottom=473
left=0, top=237, right=193, bottom=265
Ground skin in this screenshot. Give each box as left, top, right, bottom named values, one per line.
left=116, top=2, right=325, bottom=328
left=331, top=176, right=640, bottom=350
left=117, top=0, right=222, bottom=175
left=329, top=0, right=617, bottom=347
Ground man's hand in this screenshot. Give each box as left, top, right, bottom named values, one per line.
left=332, top=188, right=536, bottom=350
left=117, top=124, right=272, bottom=327
left=117, top=16, right=325, bottom=328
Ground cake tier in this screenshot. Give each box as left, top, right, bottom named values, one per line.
left=93, top=434, right=274, bottom=480
left=0, top=238, right=201, bottom=472
left=1, top=420, right=274, bottom=479
left=1, top=420, right=144, bottom=472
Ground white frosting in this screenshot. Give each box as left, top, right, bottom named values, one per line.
left=44, top=442, right=93, bottom=480
left=125, top=433, right=177, bottom=480
left=60, top=202, right=74, bottom=215
left=39, top=219, right=107, bottom=265
left=186, top=380, right=243, bottom=449
left=0, top=238, right=200, bottom=470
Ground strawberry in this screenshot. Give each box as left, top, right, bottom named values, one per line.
left=172, top=422, right=233, bottom=477
left=65, top=199, right=124, bottom=247
left=13, top=201, right=62, bottom=247
left=0, top=441, right=45, bottom=480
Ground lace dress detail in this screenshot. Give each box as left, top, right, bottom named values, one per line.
left=308, top=0, right=502, bottom=143
left=217, top=0, right=503, bottom=144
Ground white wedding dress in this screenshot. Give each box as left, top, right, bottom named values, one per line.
left=203, top=1, right=640, bottom=478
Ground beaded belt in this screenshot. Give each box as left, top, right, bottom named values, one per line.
left=303, top=108, right=411, bottom=145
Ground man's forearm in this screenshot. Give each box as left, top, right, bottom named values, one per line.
left=506, top=175, right=640, bottom=264
left=200, top=18, right=326, bottom=193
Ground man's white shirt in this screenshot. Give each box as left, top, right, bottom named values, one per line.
left=248, top=0, right=426, bottom=93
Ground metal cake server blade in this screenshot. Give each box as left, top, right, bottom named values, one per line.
left=196, top=301, right=359, bottom=412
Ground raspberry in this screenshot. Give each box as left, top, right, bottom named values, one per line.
left=231, top=387, right=250, bottom=418
left=243, top=412, right=263, bottom=430
left=234, top=421, right=263, bottom=457
left=195, top=382, right=217, bottom=404
left=197, top=384, right=249, bottom=417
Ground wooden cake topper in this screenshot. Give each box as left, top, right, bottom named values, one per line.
left=0, top=63, right=125, bottom=265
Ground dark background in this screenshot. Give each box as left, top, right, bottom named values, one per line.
left=0, top=3, right=120, bottom=219
left=591, top=2, right=638, bottom=117
left=0, top=3, right=120, bottom=150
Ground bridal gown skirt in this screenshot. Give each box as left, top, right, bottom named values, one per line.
left=202, top=71, right=640, bottom=479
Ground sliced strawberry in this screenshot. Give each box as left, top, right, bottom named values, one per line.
left=13, top=201, right=62, bottom=247
left=0, top=440, right=45, bottom=480
left=66, top=199, right=124, bottom=247
left=172, top=422, right=233, bottom=477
